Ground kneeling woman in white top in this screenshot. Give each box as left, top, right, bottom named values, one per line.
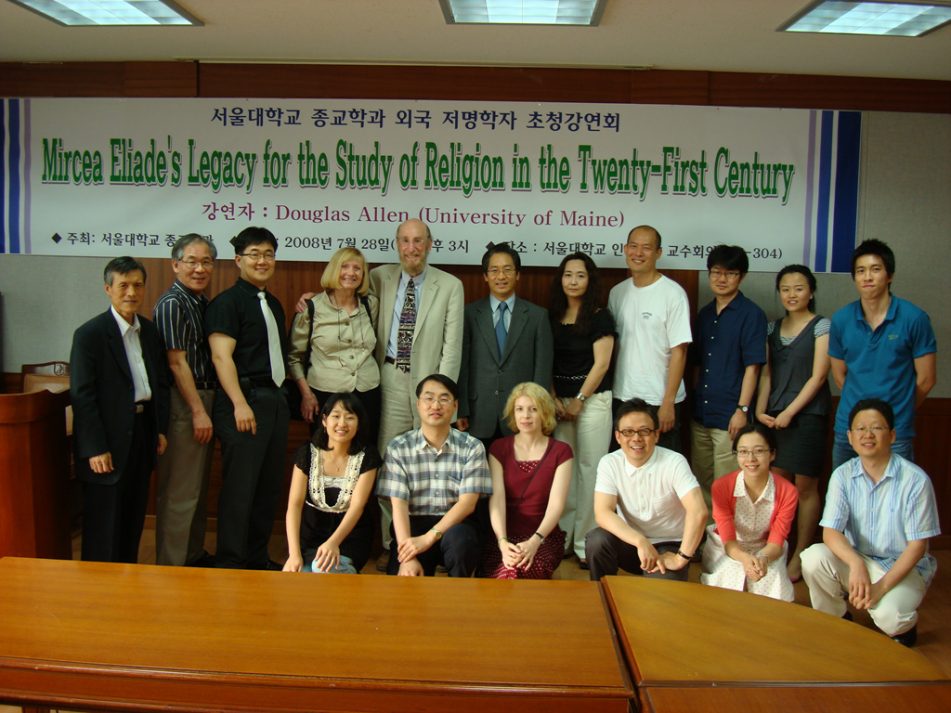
left=283, top=393, right=380, bottom=574
left=701, top=423, right=798, bottom=600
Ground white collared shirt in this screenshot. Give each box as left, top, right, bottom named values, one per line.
left=111, top=306, right=152, bottom=403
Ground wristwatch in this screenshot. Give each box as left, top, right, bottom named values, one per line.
left=430, top=528, right=443, bottom=541
left=736, top=404, right=749, bottom=414
left=575, top=391, right=587, bottom=402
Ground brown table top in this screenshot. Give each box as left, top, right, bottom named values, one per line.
left=602, top=575, right=946, bottom=686
left=0, top=557, right=632, bottom=712
left=643, top=683, right=951, bottom=713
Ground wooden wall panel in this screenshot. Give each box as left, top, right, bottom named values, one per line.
left=0, top=61, right=197, bottom=97
left=198, top=64, right=634, bottom=103
left=709, top=72, right=951, bottom=113
left=1, top=61, right=948, bottom=113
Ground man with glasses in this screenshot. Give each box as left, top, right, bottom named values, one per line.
left=376, top=374, right=491, bottom=576
left=153, top=234, right=218, bottom=567
left=828, top=239, right=936, bottom=468
left=801, top=399, right=940, bottom=647
left=608, top=225, right=692, bottom=452
left=691, top=244, right=767, bottom=509
left=586, top=399, right=707, bottom=581
left=457, top=242, right=553, bottom=446
left=206, top=227, right=289, bottom=569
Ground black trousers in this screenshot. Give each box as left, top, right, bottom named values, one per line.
left=81, top=412, right=152, bottom=563
left=214, top=384, right=289, bottom=569
left=585, top=527, right=689, bottom=582
left=387, top=514, right=481, bottom=577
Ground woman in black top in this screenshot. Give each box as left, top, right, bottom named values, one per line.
left=549, top=252, right=616, bottom=567
left=283, top=393, right=380, bottom=573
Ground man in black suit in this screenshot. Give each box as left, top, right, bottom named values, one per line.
left=70, top=256, right=170, bottom=563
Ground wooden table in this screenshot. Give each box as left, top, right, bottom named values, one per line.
left=602, top=574, right=946, bottom=708
left=0, top=558, right=632, bottom=712
left=642, top=683, right=951, bottom=713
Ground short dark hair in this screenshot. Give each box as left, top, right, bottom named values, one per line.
left=849, top=398, right=895, bottom=430
left=172, top=233, right=218, bottom=261
left=312, top=393, right=370, bottom=455
left=775, top=264, right=817, bottom=312
left=707, top=244, right=749, bottom=275
left=481, top=242, right=521, bottom=274
left=415, top=373, right=459, bottom=401
left=613, top=398, right=658, bottom=431
left=732, top=422, right=777, bottom=453
left=851, top=239, right=895, bottom=278
left=103, top=256, right=146, bottom=285
left=628, top=224, right=662, bottom=249
left=231, top=226, right=277, bottom=256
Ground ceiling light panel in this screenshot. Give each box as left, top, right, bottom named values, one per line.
left=442, top=0, right=605, bottom=26
left=9, top=0, right=201, bottom=26
left=782, top=1, right=951, bottom=36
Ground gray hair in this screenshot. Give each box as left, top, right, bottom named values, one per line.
left=171, top=233, right=218, bottom=261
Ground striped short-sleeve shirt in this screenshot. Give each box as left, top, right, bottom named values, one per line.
left=820, top=454, right=940, bottom=584
left=153, top=280, right=214, bottom=386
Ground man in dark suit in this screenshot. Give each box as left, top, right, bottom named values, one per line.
left=70, top=256, right=170, bottom=563
left=457, top=243, right=553, bottom=444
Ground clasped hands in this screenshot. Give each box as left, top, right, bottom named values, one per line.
left=499, top=536, right=540, bottom=570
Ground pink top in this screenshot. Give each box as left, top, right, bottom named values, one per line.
left=711, top=470, right=798, bottom=547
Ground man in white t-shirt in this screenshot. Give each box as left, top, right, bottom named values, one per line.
left=608, top=225, right=692, bottom=452
left=586, top=399, right=707, bottom=581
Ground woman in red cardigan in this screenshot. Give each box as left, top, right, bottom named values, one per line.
left=700, top=423, right=799, bottom=601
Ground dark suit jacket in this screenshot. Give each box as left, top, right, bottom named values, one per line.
left=458, top=296, right=553, bottom=439
left=70, top=310, right=170, bottom=486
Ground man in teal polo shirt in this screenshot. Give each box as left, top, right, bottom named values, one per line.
left=828, top=239, right=936, bottom=468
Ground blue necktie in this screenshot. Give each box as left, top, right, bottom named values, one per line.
left=495, top=301, right=508, bottom=358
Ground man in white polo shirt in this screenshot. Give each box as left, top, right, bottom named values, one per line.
left=586, top=398, right=707, bottom=581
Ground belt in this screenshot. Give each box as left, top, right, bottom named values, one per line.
left=133, top=402, right=148, bottom=414
left=384, top=356, right=396, bottom=365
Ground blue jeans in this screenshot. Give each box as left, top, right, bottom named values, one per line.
left=832, top=435, right=914, bottom=470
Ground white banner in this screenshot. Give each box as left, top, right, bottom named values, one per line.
left=1, top=98, right=861, bottom=271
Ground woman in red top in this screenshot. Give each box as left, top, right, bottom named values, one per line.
left=700, top=423, right=798, bottom=600
left=484, top=382, right=573, bottom=579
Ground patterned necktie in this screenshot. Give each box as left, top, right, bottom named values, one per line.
left=395, top=278, right=416, bottom=373
left=495, top=301, right=509, bottom=358
left=258, top=291, right=285, bottom=387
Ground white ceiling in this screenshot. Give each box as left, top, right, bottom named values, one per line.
left=1, top=0, right=950, bottom=81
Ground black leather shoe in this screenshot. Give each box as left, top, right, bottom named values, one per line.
left=891, top=625, right=918, bottom=647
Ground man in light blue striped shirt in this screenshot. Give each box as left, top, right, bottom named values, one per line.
left=802, top=398, right=940, bottom=647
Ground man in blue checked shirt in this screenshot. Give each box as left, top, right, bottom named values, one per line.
left=802, top=398, right=940, bottom=647
left=376, top=373, right=491, bottom=576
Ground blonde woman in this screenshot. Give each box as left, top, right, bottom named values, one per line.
left=288, top=247, right=380, bottom=441
left=484, top=382, right=573, bottom=579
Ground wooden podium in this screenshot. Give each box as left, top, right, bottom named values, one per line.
left=0, top=389, right=72, bottom=559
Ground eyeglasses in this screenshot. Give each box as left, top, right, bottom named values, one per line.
left=240, top=251, right=276, bottom=262
left=178, top=259, right=214, bottom=270
left=709, top=269, right=741, bottom=280
left=617, top=427, right=657, bottom=439
left=420, top=395, right=454, bottom=406
left=850, top=425, right=889, bottom=436
left=487, top=266, right=516, bottom=276
left=735, top=447, right=771, bottom=458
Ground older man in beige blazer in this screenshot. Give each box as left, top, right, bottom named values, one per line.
left=370, top=218, right=465, bottom=560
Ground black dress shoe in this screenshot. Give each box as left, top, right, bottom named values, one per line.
left=891, top=625, right=918, bottom=647
left=185, top=551, right=216, bottom=568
